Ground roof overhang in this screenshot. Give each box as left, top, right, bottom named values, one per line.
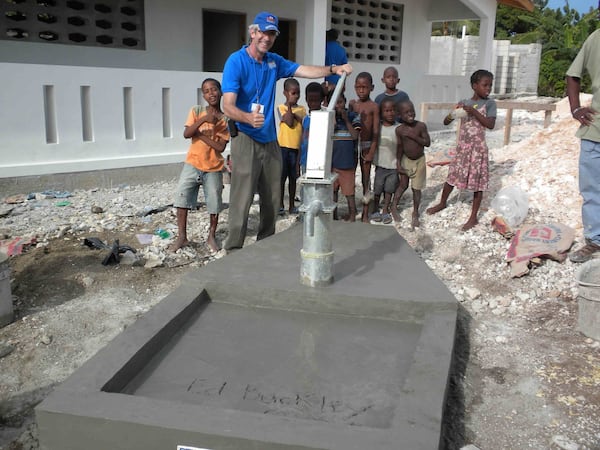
left=497, top=0, right=535, bottom=12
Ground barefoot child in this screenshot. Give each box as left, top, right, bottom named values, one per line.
left=350, top=72, right=379, bottom=222
left=171, top=78, right=229, bottom=253
left=370, top=98, right=398, bottom=225
left=277, top=78, right=306, bottom=215
left=332, top=93, right=361, bottom=221
left=394, top=100, right=431, bottom=228
left=426, top=69, right=496, bottom=231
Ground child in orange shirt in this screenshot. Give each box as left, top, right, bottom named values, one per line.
left=171, top=78, right=230, bottom=253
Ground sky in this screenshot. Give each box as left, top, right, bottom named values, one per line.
left=546, top=0, right=598, bottom=13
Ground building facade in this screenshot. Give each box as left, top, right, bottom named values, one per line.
left=0, top=0, right=528, bottom=180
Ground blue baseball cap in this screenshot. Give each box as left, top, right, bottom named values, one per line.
left=253, top=11, right=279, bottom=33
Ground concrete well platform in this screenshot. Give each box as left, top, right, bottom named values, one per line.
left=36, top=222, right=458, bottom=450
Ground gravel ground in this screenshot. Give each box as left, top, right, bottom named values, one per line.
left=0, top=97, right=599, bottom=450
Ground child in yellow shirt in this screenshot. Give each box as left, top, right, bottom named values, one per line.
left=277, top=78, right=307, bottom=214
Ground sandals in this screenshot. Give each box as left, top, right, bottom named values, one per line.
left=370, top=212, right=382, bottom=222
left=369, top=212, right=393, bottom=224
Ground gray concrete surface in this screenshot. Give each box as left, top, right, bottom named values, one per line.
left=36, top=223, right=458, bottom=450
left=0, top=163, right=183, bottom=197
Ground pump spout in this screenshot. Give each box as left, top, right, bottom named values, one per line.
left=304, top=199, right=323, bottom=237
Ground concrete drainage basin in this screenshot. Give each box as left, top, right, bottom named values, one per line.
left=36, top=223, right=457, bottom=450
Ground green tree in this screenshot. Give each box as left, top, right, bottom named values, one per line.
left=494, top=1, right=598, bottom=96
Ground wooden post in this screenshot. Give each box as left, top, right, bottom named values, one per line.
left=544, top=110, right=552, bottom=128
left=420, top=103, right=428, bottom=123
left=503, top=108, right=513, bottom=146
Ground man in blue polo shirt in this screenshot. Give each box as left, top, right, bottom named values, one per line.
left=325, top=28, right=348, bottom=87
left=222, top=11, right=352, bottom=250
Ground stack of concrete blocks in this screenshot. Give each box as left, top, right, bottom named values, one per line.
left=429, top=36, right=541, bottom=96
left=460, top=35, right=481, bottom=79
left=493, top=40, right=512, bottom=95
left=508, top=43, right=543, bottom=93
left=429, top=36, right=462, bottom=76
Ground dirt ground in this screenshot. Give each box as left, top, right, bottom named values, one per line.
left=0, top=231, right=191, bottom=448
left=1, top=106, right=600, bottom=450
left=9, top=230, right=189, bottom=318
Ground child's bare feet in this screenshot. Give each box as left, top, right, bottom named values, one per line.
left=342, top=214, right=355, bottom=222
left=411, top=213, right=420, bottom=229
left=361, top=204, right=370, bottom=223
left=461, top=218, right=478, bottom=231
left=391, top=209, right=401, bottom=223
left=426, top=203, right=446, bottom=215
left=169, top=237, right=189, bottom=252
left=207, top=235, right=219, bottom=253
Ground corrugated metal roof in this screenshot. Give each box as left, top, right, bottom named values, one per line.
left=498, top=0, right=535, bottom=12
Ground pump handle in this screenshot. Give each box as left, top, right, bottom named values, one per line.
left=326, top=71, right=347, bottom=112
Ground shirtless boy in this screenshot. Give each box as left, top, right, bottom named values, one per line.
left=395, top=100, right=430, bottom=228
left=350, top=72, right=379, bottom=222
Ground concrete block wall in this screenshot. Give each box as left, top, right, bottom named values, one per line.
left=429, top=35, right=541, bottom=96
left=461, top=35, right=480, bottom=77
left=510, top=43, right=543, bottom=93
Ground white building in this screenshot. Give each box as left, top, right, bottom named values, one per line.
left=0, top=0, right=533, bottom=187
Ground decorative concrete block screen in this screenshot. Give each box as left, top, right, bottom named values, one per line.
left=331, top=0, right=403, bottom=63
left=1, top=0, right=145, bottom=49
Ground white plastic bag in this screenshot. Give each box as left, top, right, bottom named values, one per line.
left=450, top=107, right=467, bottom=119
left=491, top=186, right=529, bottom=228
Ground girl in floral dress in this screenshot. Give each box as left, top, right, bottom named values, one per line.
left=426, top=70, right=497, bottom=231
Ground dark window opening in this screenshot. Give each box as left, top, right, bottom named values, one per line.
left=202, top=10, right=245, bottom=72
left=39, top=30, right=58, bottom=40
left=96, top=19, right=111, bottom=29
left=6, top=11, right=27, bottom=21
left=68, top=32, right=86, bottom=42
left=96, top=34, right=113, bottom=44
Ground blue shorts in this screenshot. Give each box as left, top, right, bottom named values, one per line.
left=280, top=146, right=299, bottom=181
left=174, top=163, right=223, bottom=214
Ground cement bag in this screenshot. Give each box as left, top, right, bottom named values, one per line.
left=491, top=186, right=529, bottom=228
left=506, top=223, right=575, bottom=277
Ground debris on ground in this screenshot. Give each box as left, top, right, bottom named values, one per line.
left=506, top=223, right=575, bottom=277
left=0, top=237, right=37, bottom=256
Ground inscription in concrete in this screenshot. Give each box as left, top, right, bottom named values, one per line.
left=121, top=302, right=421, bottom=429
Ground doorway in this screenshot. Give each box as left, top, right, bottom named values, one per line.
left=271, top=18, right=296, bottom=61
left=203, top=10, right=245, bottom=72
